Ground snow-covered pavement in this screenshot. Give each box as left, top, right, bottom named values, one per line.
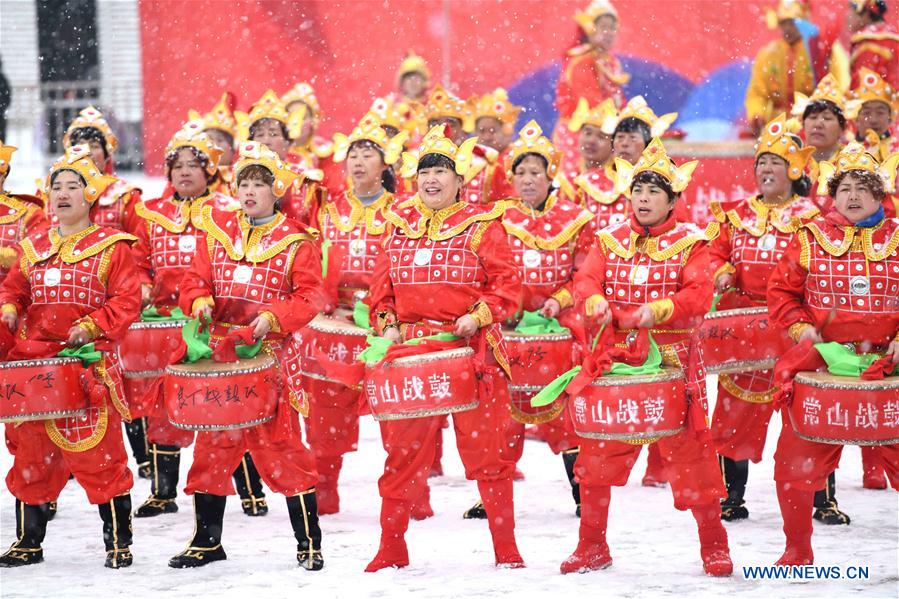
left=1, top=388, right=897, bottom=599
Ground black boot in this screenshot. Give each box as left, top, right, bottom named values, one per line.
left=287, top=490, right=323, bottom=571
left=0, top=500, right=47, bottom=567
left=233, top=453, right=267, bottom=516
left=562, top=448, right=582, bottom=517
left=43, top=501, right=57, bottom=522
left=168, top=493, right=227, bottom=568
left=462, top=499, right=487, bottom=519
left=125, top=417, right=152, bottom=479
left=135, top=444, right=180, bottom=517
left=720, top=456, right=749, bottom=521
left=98, top=494, right=133, bottom=568
left=814, top=471, right=850, bottom=525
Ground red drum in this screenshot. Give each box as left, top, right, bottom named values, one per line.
left=118, top=320, right=186, bottom=375
left=788, top=372, right=899, bottom=446
left=504, top=329, right=575, bottom=424
left=164, top=355, right=280, bottom=431
left=365, top=347, right=478, bottom=420
left=699, top=307, right=792, bottom=375
left=568, top=368, right=686, bottom=443
left=0, top=357, right=87, bottom=422
left=295, top=309, right=369, bottom=384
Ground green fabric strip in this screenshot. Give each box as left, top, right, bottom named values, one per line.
left=141, top=306, right=188, bottom=322
left=58, top=342, right=102, bottom=367
left=321, top=239, right=332, bottom=278
left=530, top=365, right=582, bottom=407
left=357, top=332, right=461, bottom=365
left=353, top=301, right=371, bottom=330
left=181, top=318, right=212, bottom=363
left=814, top=342, right=899, bottom=377
left=513, top=310, right=569, bottom=334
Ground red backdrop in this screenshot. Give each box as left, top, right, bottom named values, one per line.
left=139, top=0, right=895, bottom=181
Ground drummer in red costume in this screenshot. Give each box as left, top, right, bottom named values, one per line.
left=0, top=145, right=141, bottom=568
left=847, top=0, right=899, bottom=88
left=473, top=88, right=522, bottom=176
left=130, top=120, right=238, bottom=519
left=236, top=90, right=325, bottom=225
left=709, top=114, right=819, bottom=520
left=565, top=97, right=618, bottom=221
left=463, top=120, right=596, bottom=520
left=189, top=92, right=239, bottom=195
left=56, top=106, right=142, bottom=231
left=365, top=125, right=524, bottom=571
left=309, top=112, right=406, bottom=515
left=850, top=68, right=899, bottom=178
left=766, top=142, right=899, bottom=565
left=569, top=138, right=733, bottom=576
left=169, top=141, right=325, bottom=570
left=554, top=0, right=629, bottom=169
left=0, top=142, right=47, bottom=282
left=282, top=83, right=336, bottom=178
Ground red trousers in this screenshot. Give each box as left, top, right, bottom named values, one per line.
left=377, top=364, right=514, bottom=501
left=574, top=427, right=726, bottom=510
left=6, top=405, right=133, bottom=505
left=504, top=411, right=579, bottom=464
left=774, top=419, right=899, bottom=491
left=184, top=408, right=318, bottom=496
left=304, top=377, right=361, bottom=459
left=711, top=370, right=776, bottom=463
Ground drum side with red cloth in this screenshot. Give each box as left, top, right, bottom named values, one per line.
left=164, top=354, right=280, bottom=430
left=504, top=329, right=575, bottom=424
left=295, top=310, right=369, bottom=384
left=789, top=371, right=899, bottom=446
left=569, top=368, right=687, bottom=443
left=0, top=357, right=87, bottom=422
left=699, top=307, right=792, bottom=375
left=365, top=347, right=479, bottom=420
left=118, top=320, right=187, bottom=374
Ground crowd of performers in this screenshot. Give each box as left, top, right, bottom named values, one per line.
left=0, top=0, right=897, bottom=578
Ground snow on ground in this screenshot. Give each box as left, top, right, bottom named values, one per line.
left=1, top=170, right=897, bottom=598
left=1, top=377, right=897, bottom=599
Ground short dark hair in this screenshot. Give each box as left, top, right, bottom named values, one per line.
left=826, top=169, right=885, bottom=201
left=68, top=127, right=110, bottom=159
left=802, top=100, right=847, bottom=129
left=236, top=164, right=275, bottom=187
left=613, top=117, right=652, bottom=146
left=49, top=168, right=87, bottom=187
left=631, top=170, right=676, bottom=200
left=511, top=152, right=549, bottom=174
left=417, top=152, right=456, bottom=172
left=857, top=0, right=888, bottom=21
left=165, top=146, right=215, bottom=184
left=249, top=118, right=290, bottom=142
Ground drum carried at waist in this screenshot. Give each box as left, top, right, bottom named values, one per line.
left=164, top=354, right=280, bottom=431
left=503, top=328, right=574, bottom=424
left=364, top=347, right=478, bottom=421
left=699, top=307, right=791, bottom=375
left=568, top=368, right=686, bottom=443
left=788, top=371, right=899, bottom=446
left=118, top=320, right=187, bottom=377
left=0, top=357, right=87, bottom=422
left=296, top=309, right=369, bottom=384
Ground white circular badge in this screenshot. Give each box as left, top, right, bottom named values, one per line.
left=413, top=248, right=432, bottom=266
left=349, top=239, right=366, bottom=257
left=849, top=276, right=870, bottom=296
left=178, top=235, right=197, bottom=253
left=759, top=234, right=777, bottom=251
left=234, top=265, right=253, bottom=284
left=632, top=265, right=650, bottom=285
left=44, top=267, right=62, bottom=287
left=522, top=249, right=542, bottom=268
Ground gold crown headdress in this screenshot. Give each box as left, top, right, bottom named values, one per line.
left=46, top=144, right=118, bottom=204
left=506, top=120, right=562, bottom=179
left=332, top=112, right=408, bottom=166
left=613, top=138, right=697, bottom=196
left=165, top=120, right=225, bottom=176
left=399, top=125, right=478, bottom=179
left=232, top=141, right=298, bottom=198
left=63, top=106, right=118, bottom=154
